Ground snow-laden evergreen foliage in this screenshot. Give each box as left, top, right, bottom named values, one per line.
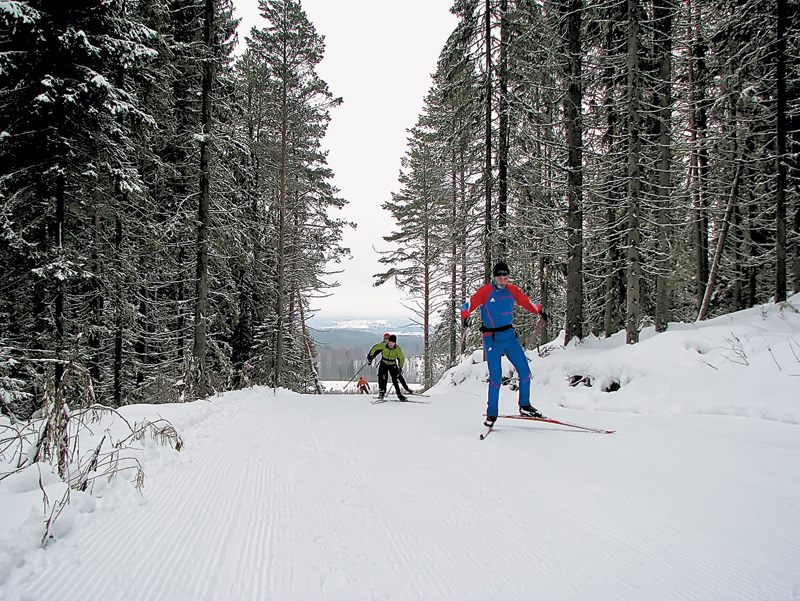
left=0, top=0, right=349, bottom=417
left=377, top=0, right=800, bottom=384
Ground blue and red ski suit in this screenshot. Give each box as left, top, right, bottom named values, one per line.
left=461, top=283, right=543, bottom=417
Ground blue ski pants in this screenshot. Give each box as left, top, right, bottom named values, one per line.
left=483, top=329, right=531, bottom=417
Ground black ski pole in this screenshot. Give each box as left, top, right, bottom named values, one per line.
left=343, top=361, right=368, bottom=392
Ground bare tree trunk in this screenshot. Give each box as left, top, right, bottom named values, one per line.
left=450, top=159, right=458, bottom=365
left=275, top=43, right=289, bottom=389
left=90, top=214, right=103, bottom=387
left=113, top=216, right=123, bottom=407
left=789, top=0, right=800, bottom=294
left=55, top=174, right=66, bottom=386
left=745, top=194, right=758, bottom=306
left=424, top=234, right=432, bottom=388
left=775, top=0, right=787, bottom=302
left=625, top=0, right=642, bottom=345
left=539, top=257, right=550, bottom=345
left=298, top=293, right=322, bottom=394
left=484, top=0, right=493, bottom=283
left=654, top=0, right=673, bottom=332
left=602, top=12, right=621, bottom=338
left=193, top=0, right=214, bottom=397
left=497, top=0, right=508, bottom=257
left=459, top=153, right=468, bottom=308
left=795, top=192, right=800, bottom=294
left=604, top=203, right=620, bottom=337
left=698, top=161, right=742, bottom=321
left=564, top=0, right=584, bottom=344
left=686, top=0, right=709, bottom=310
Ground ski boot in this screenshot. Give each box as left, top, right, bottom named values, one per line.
left=519, top=405, right=544, bottom=419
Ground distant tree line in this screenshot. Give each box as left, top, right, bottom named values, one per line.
left=0, top=0, right=349, bottom=419
left=376, top=0, right=799, bottom=387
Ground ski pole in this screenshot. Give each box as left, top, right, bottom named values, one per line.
left=526, top=316, right=545, bottom=352
left=343, top=361, right=368, bottom=391
left=449, top=321, right=470, bottom=368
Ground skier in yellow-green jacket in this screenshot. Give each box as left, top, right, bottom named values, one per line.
left=367, top=334, right=407, bottom=401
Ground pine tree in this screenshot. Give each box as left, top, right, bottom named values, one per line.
left=240, top=0, right=345, bottom=390
left=0, top=0, right=156, bottom=404
left=376, top=118, right=450, bottom=388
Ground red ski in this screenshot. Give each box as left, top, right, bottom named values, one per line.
left=493, top=414, right=616, bottom=434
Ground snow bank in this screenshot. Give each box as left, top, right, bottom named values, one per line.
left=432, top=295, right=800, bottom=425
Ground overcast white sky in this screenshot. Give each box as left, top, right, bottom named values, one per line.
left=232, top=0, right=457, bottom=324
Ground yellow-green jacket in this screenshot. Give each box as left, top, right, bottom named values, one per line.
left=369, top=342, right=404, bottom=369
left=368, top=342, right=386, bottom=362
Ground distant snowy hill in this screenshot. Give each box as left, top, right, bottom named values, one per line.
left=312, top=328, right=423, bottom=353
left=311, top=317, right=397, bottom=331
left=309, top=316, right=423, bottom=336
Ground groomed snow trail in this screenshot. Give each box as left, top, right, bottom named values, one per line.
left=5, top=387, right=799, bottom=601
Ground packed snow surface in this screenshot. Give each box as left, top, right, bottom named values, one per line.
left=2, top=297, right=799, bottom=600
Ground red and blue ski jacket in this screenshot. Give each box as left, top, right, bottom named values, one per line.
left=461, top=283, right=542, bottom=337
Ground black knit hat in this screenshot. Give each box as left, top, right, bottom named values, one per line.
left=388, top=335, right=397, bottom=342
left=493, top=261, right=510, bottom=277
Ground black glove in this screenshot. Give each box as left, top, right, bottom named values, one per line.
left=463, top=316, right=472, bottom=327
left=366, top=354, right=373, bottom=365
left=540, top=309, right=550, bottom=322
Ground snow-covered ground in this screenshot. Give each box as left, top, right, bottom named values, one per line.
left=319, top=379, right=380, bottom=394
left=2, top=297, right=799, bottom=600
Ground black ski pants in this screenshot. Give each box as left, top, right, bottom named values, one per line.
left=378, top=362, right=402, bottom=394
